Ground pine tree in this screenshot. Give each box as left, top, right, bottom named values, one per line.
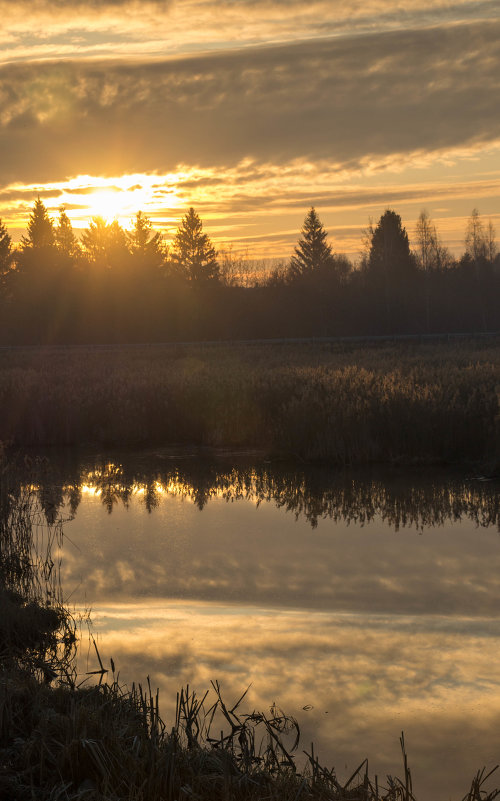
left=55, top=208, right=79, bottom=259
left=16, top=199, right=57, bottom=286
left=81, top=216, right=108, bottom=263
left=81, top=217, right=128, bottom=267
left=172, top=208, right=219, bottom=283
left=21, top=198, right=55, bottom=250
left=289, top=208, right=333, bottom=279
left=127, top=211, right=164, bottom=274
left=365, top=210, right=416, bottom=333
left=0, top=218, right=12, bottom=274
left=368, top=209, right=415, bottom=277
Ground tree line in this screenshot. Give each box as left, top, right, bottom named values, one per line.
left=0, top=201, right=498, bottom=343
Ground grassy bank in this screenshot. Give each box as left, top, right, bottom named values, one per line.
left=1, top=337, right=500, bottom=464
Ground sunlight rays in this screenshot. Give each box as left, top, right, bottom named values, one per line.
left=0, top=173, right=183, bottom=233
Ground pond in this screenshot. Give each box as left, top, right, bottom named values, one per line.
left=34, top=449, right=500, bottom=799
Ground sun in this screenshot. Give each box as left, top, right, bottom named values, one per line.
left=55, top=173, right=177, bottom=230
left=12, top=172, right=186, bottom=235
left=85, top=186, right=150, bottom=225
left=86, top=189, right=128, bottom=222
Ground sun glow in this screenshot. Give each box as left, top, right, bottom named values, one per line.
left=2, top=172, right=185, bottom=235
left=83, top=188, right=147, bottom=224
left=80, top=484, right=102, bottom=497
left=60, top=174, right=181, bottom=228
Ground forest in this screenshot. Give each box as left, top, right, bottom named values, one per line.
left=0, top=202, right=499, bottom=344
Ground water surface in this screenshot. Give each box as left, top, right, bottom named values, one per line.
left=36, top=450, right=500, bottom=800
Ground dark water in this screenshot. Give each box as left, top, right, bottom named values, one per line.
left=34, top=450, right=500, bottom=799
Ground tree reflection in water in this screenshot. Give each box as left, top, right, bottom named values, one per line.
left=14, top=450, right=500, bottom=532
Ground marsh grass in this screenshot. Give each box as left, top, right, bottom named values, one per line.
left=1, top=337, right=500, bottom=464
left=2, top=456, right=500, bottom=800
left=3, top=651, right=500, bottom=801
left=0, top=455, right=77, bottom=684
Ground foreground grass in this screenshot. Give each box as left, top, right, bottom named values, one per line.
left=0, top=337, right=499, bottom=464
left=9, top=665, right=500, bottom=801
left=1, top=659, right=414, bottom=801
left=0, top=660, right=433, bottom=801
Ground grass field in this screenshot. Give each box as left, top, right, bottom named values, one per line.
left=0, top=337, right=499, bottom=464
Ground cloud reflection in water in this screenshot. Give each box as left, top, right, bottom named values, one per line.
left=39, top=454, right=500, bottom=800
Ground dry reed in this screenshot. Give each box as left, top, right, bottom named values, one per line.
left=0, top=337, right=499, bottom=464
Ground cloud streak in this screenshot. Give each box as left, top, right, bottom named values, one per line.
left=1, top=20, right=500, bottom=187
left=2, top=0, right=499, bottom=60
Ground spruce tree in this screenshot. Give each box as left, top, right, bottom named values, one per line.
left=21, top=198, right=55, bottom=250
left=81, top=217, right=128, bottom=267
left=127, top=212, right=164, bottom=263
left=289, top=208, right=333, bottom=279
left=368, top=209, right=414, bottom=278
left=17, top=199, right=57, bottom=286
left=0, top=218, right=12, bottom=274
left=55, top=208, right=79, bottom=259
left=172, top=208, right=219, bottom=283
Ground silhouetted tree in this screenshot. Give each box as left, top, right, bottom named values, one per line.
left=415, top=210, right=454, bottom=272
left=127, top=211, right=164, bottom=275
left=368, top=210, right=414, bottom=277
left=414, top=210, right=436, bottom=333
left=7, top=199, right=67, bottom=343
left=81, top=217, right=128, bottom=268
left=0, top=219, right=13, bottom=330
left=0, top=218, right=12, bottom=275
left=218, top=245, right=252, bottom=287
left=55, top=207, right=79, bottom=260
left=365, top=210, right=416, bottom=333
left=461, top=209, right=498, bottom=331
left=171, top=208, right=219, bottom=283
left=263, top=261, right=289, bottom=288
left=289, top=208, right=333, bottom=279
left=21, top=198, right=55, bottom=250
left=414, top=210, right=454, bottom=331
left=464, top=209, right=488, bottom=264
left=415, top=211, right=438, bottom=273
left=16, top=198, right=58, bottom=282
left=486, top=221, right=497, bottom=264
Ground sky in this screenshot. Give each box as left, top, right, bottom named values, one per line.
left=1, top=0, right=499, bottom=260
